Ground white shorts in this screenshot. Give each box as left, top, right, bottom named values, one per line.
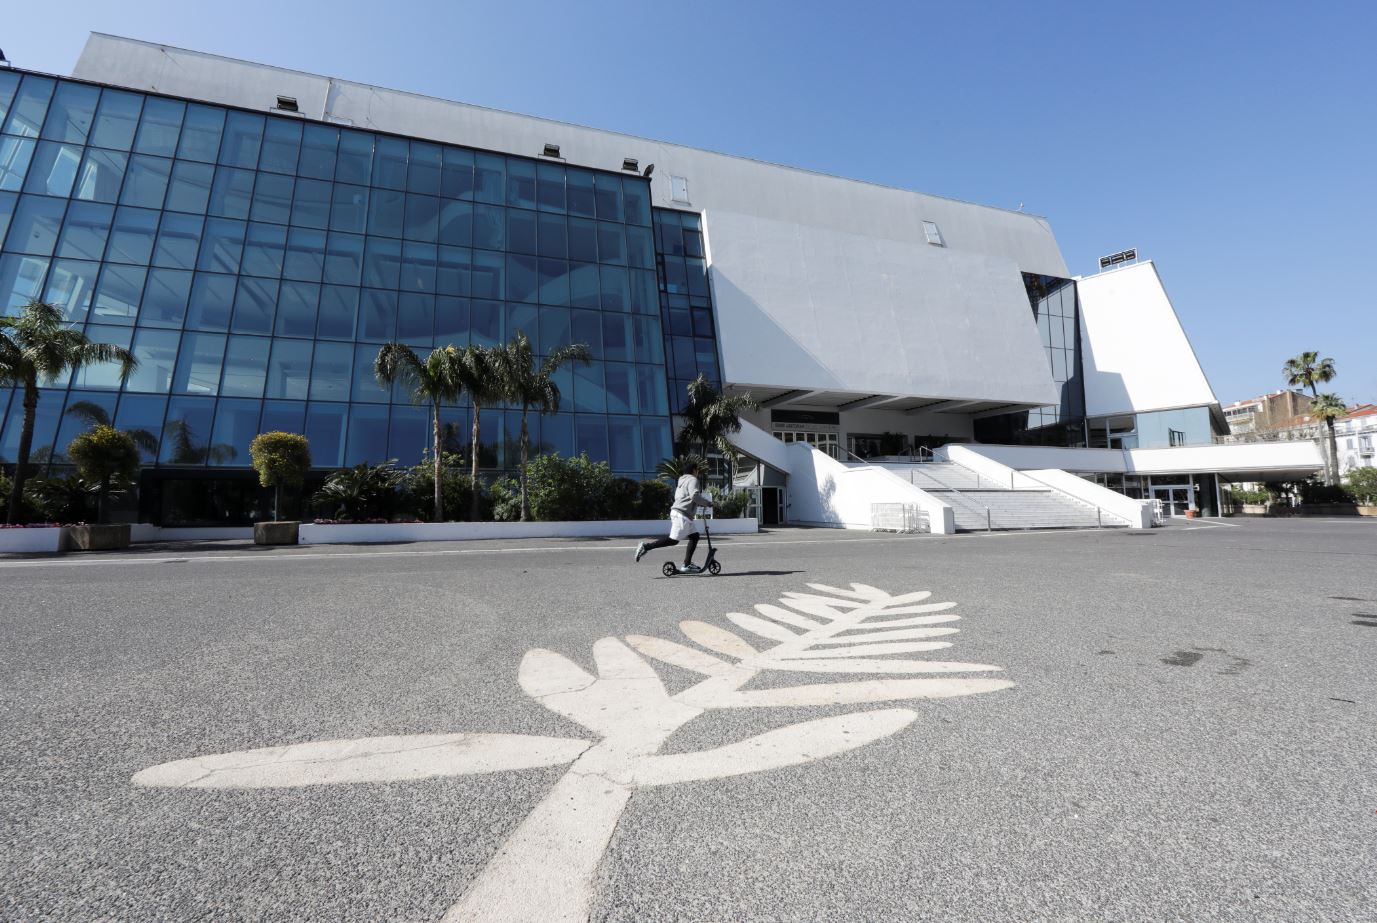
left=668, top=510, right=699, bottom=541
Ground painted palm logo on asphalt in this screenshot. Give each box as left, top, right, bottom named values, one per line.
left=134, top=583, right=1013, bottom=921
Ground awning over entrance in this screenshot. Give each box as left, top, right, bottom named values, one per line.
left=731, top=386, right=1037, bottom=418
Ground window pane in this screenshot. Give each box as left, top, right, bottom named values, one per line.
left=403, top=193, right=439, bottom=242
left=4, top=76, right=56, bottom=139
left=626, top=225, right=654, bottom=269
left=608, top=416, right=640, bottom=470
left=0, top=253, right=49, bottom=314
left=305, top=402, right=348, bottom=467
left=176, top=104, right=225, bottom=163
left=362, top=237, right=401, bottom=288
left=389, top=406, right=429, bottom=465
left=629, top=269, right=657, bottom=315
left=571, top=310, right=603, bottom=358
left=600, top=265, right=629, bottom=312
left=291, top=178, right=331, bottom=229
left=0, top=192, right=14, bottom=253
left=72, top=148, right=125, bottom=203
left=6, top=195, right=65, bottom=255
left=231, top=276, right=278, bottom=334
left=52, top=391, right=118, bottom=464
left=152, top=212, right=203, bottom=269
left=359, top=289, right=397, bottom=341
left=373, top=137, right=409, bottom=190
left=186, top=273, right=235, bottom=332
left=0, top=136, right=36, bottom=192
left=117, top=153, right=170, bottom=208
left=106, top=206, right=159, bottom=265
left=436, top=245, right=471, bottom=296
left=400, top=241, right=437, bottom=293
left=70, top=323, right=131, bottom=389
left=505, top=303, right=537, bottom=349
left=575, top=416, right=608, bottom=463
left=506, top=158, right=536, bottom=209
left=88, top=89, right=143, bottom=151
left=367, top=188, right=405, bottom=238
left=507, top=207, right=536, bottom=255
left=441, top=147, right=474, bottom=199
left=220, top=335, right=269, bottom=397
left=474, top=153, right=504, bottom=204
left=351, top=343, right=388, bottom=403
left=603, top=314, right=631, bottom=361
left=335, top=130, right=373, bottom=185
left=506, top=253, right=538, bottom=303
left=309, top=342, right=353, bottom=401
left=407, top=142, right=441, bottom=195
left=209, top=398, right=261, bottom=466
left=298, top=124, right=339, bottom=180
left=567, top=217, right=596, bottom=263
left=323, top=232, right=364, bottom=285
left=172, top=332, right=227, bottom=395
left=208, top=167, right=254, bottom=219
left=110, top=394, right=165, bottom=462
left=641, top=419, right=671, bottom=470
left=133, top=97, right=184, bottom=157
left=56, top=201, right=113, bottom=261
left=164, top=160, right=214, bottom=214
left=622, top=176, right=651, bottom=226
left=636, top=365, right=668, bottom=414
left=597, top=222, right=626, bottom=265
left=259, top=118, right=302, bottom=174
left=537, top=212, right=567, bottom=259
left=23, top=141, right=82, bottom=198
left=283, top=227, right=326, bottom=282
left=266, top=338, right=313, bottom=399
left=541, top=412, right=573, bottom=457
left=139, top=267, right=192, bottom=329
left=536, top=162, right=565, bottom=213
left=42, top=258, right=99, bottom=323
left=434, top=295, right=468, bottom=344
left=275, top=280, right=319, bottom=337
left=197, top=217, right=246, bottom=273
left=538, top=258, right=569, bottom=306
left=346, top=404, right=390, bottom=465
left=316, top=285, right=358, bottom=339
left=540, top=307, right=570, bottom=353
left=574, top=362, right=606, bottom=412
left=330, top=182, right=369, bottom=233
left=566, top=168, right=595, bottom=218
left=568, top=262, right=599, bottom=309
left=471, top=203, right=504, bottom=250
left=250, top=172, right=294, bottom=225
left=242, top=222, right=286, bottom=278
left=437, top=199, right=472, bottom=247
left=125, top=328, right=180, bottom=393
left=397, top=292, right=433, bottom=345
left=92, top=264, right=146, bottom=324
left=594, top=173, right=623, bottom=222
left=160, top=396, right=218, bottom=465
left=219, top=111, right=265, bottom=168
left=470, top=299, right=501, bottom=348
left=471, top=251, right=503, bottom=300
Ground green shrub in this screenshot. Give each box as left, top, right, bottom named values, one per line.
left=1345, top=467, right=1377, bottom=505
left=708, top=486, right=751, bottom=518
left=606, top=477, right=642, bottom=521
left=24, top=475, right=99, bottom=524
left=489, top=476, right=522, bottom=522
left=636, top=479, right=671, bottom=520
left=313, top=461, right=406, bottom=520
left=403, top=453, right=487, bottom=521
left=1228, top=486, right=1270, bottom=505
left=1299, top=481, right=1349, bottom=505
left=68, top=424, right=140, bottom=522
left=0, top=470, right=9, bottom=518
left=525, top=452, right=613, bottom=521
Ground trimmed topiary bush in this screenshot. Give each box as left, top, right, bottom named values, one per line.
left=68, top=424, right=140, bottom=523
left=249, top=431, right=311, bottom=520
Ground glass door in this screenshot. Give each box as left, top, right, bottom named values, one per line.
left=1152, top=485, right=1194, bottom=517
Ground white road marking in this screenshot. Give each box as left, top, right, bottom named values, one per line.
left=132, top=583, right=1013, bottom=922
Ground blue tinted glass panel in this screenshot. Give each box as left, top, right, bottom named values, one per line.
left=574, top=363, right=606, bottom=413
left=265, top=339, right=313, bottom=399
left=172, top=332, right=226, bottom=395
left=176, top=104, right=225, bottom=162
left=345, top=404, right=389, bottom=465
left=119, top=155, right=170, bottom=209
left=397, top=293, right=433, bottom=345
left=219, top=111, right=264, bottom=168
left=566, top=169, right=595, bottom=218
left=575, top=416, right=608, bottom=463
left=351, top=343, right=387, bottom=403
left=472, top=204, right=503, bottom=250
left=323, top=232, right=364, bottom=285
left=441, top=147, right=474, bottom=199
left=160, top=396, right=218, bottom=465
left=474, top=153, right=504, bottom=204
left=538, top=258, right=569, bottom=306
left=0, top=192, right=12, bottom=249
left=626, top=225, right=654, bottom=269
left=437, top=200, right=472, bottom=247
left=164, top=160, right=213, bottom=214
left=152, top=213, right=203, bottom=269
left=567, top=217, right=596, bottom=263
left=335, top=130, right=373, bottom=185
left=309, top=342, right=352, bottom=401
left=629, top=269, right=657, bottom=314
left=389, top=406, right=429, bottom=462
left=363, top=237, right=401, bottom=289
left=186, top=273, right=235, bottom=332
left=276, top=280, right=319, bottom=337
left=641, top=419, right=671, bottom=470
left=6, top=195, right=65, bottom=255
left=540, top=307, right=570, bottom=353
left=52, top=391, right=118, bottom=464
left=471, top=251, right=503, bottom=300
left=316, top=285, right=358, bottom=340
left=259, top=119, right=302, bottom=174
left=571, top=310, right=602, bottom=358
left=259, top=400, right=306, bottom=436
left=602, top=314, right=631, bottom=361
left=506, top=158, right=536, bottom=209
left=608, top=417, right=640, bottom=470
left=209, top=398, right=261, bottom=466
left=434, top=295, right=468, bottom=343
left=359, top=289, right=397, bottom=341
left=470, top=300, right=501, bottom=348
left=373, top=137, right=408, bottom=190
left=4, top=76, right=56, bottom=139
left=42, top=258, right=98, bottom=323
left=305, top=402, right=348, bottom=467
left=109, top=394, right=164, bottom=462
left=0, top=136, right=36, bottom=192
left=140, top=268, right=192, bottom=329
left=594, top=173, right=623, bottom=222
left=283, top=227, right=326, bottom=282
left=23, top=142, right=82, bottom=197
left=541, top=412, right=573, bottom=457
left=133, top=97, right=184, bottom=157
left=197, top=218, right=246, bottom=273
left=330, top=183, right=368, bottom=233
left=401, top=241, right=437, bottom=293
left=537, top=212, right=567, bottom=259
left=231, top=277, right=278, bottom=334
left=208, top=167, right=254, bottom=219
left=125, top=328, right=180, bottom=393
left=106, top=207, right=159, bottom=265
left=0, top=72, right=16, bottom=123
left=72, top=148, right=124, bottom=202
left=505, top=303, right=537, bottom=348
left=250, top=172, right=294, bottom=225
left=507, top=254, right=538, bottom=303
left=408, top=142, right=441, bottom=195
left=597, top=222, right=626, bottom=265
left=0, top=253, right=49, bottom=314
left=88, top=89, right=142, bottom=151
left=568, top=262, right=599, bottom=309
left=437, top=246, right=471, bottom=296
left=535, top=163, right=565, bottom=213
left=636, top=365, right=667, bottom=414
left=219, top=335, right=269, bottom=397
left=298, top=124, right=339, bottom=180
left=622, top=177, right=651, bottom=226
left=70, top=323, right=131, bottom=389
left=507, top=208, right=536, bottom=255
left=291, top=178, right=331, bottom=229
left=56, top=201, right=113, bottom=260
left=367, top=188, right=405, bottom=238
left=404, top=194, right=439, bottom=243
left=242, top=222, right=286, bottom=278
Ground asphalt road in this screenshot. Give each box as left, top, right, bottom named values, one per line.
left=2, top=518, right=1375, bottom=922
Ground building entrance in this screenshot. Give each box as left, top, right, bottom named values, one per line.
left=773, top=430, right=840, bottom=459
left=1151, top=484, right=1194, bottom=518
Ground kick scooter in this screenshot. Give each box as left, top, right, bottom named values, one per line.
left=662, top=507, right=722, bottom=577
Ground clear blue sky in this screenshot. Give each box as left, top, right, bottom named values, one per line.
left=7, top=0, right=1375, bottom=405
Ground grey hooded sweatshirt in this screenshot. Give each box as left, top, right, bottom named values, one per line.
left=671, top=474, right=713, bottom=518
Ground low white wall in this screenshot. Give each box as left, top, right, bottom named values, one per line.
left=938, top=445, right=1045, bottom=490
left=299, top=518, right=758, bottom=545
left=948, top=443, right=1130, bottom=474
left=1023, top=469, right=1152, bottom=528
left=0, top=527, right=64, bottom=554
left=785, top=444, right=954, bottom=534
left=130, top=525, right=255, bottom=543
left=1126, top=442, right=1323, bottom=476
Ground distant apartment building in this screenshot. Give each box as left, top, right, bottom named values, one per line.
left=1222, top=390, right=1313, bottom=437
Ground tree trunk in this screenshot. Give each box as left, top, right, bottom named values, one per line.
left=100, top=476, right=111, bottom=525
left=519, top=409, right=531, bottom=522
left=273, top=483, right=282, bottom=522
left=7, top=376, right=38, bottom=524
left=1326, top=418, right=1340, bottom=487
left=432, top=401, right=444, bottom=522
left=470, top=403, right=483, bottom=521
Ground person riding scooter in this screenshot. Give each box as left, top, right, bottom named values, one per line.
left=634, top=461, right=714, bottom=572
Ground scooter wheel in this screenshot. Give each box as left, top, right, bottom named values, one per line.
left=708, top=560, right=721, bottom=575
left=661, top=561, right=677, bottom=577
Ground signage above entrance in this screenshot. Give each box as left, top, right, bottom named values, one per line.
left=772, top=409, right=840, bottom=427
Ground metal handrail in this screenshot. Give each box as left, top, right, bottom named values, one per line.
left=897, top=461, right=995, bottom=531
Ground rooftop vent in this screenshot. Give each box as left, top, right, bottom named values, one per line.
left=621, top=158, right=639, bottom=172
left=542, top=143, right=562, bottom=158
left=922, top=221, right=944, bottom=246
left=275, top=95, right=299, bottom=112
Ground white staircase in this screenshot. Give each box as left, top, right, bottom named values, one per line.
left=875, top=462, right=1122, bottom=531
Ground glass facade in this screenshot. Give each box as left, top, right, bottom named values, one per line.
left=0, top=69, right=730, bottom=517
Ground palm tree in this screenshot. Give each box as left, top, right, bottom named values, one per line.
left=492, top=332, right=591, bottom=522
left=374, top=342, right=466, bottom=522
left=1284, top=352, right=1339, bottom=484
left=655, top=454, right=708, bottom=482
left=64, top=400, right=159, bottom=457
left=453, top=345, right=507, bottom=520
left=162, top=418, right=237, bottom=465
left=676, top=374, right=760, bottom=488
left=0, top=301, right=136, bottom=523
left=1309, top=393, right=1347, bottom=486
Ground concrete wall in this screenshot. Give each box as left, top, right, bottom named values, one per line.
left=785, top=444, right=954, bottom=533
left=1076, top=262, right=1218, bottom=417
left=953, top=441, right=1324, bottom=480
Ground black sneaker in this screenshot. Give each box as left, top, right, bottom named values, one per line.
left=634, top=541, right=648, bottom=563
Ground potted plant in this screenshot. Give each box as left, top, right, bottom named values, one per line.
left=249, top=432, right=312, bottom=545
left=64, top=424, right=138, bottom=550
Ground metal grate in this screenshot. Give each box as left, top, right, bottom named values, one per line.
left=871, top=503, right=929, bottom=533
